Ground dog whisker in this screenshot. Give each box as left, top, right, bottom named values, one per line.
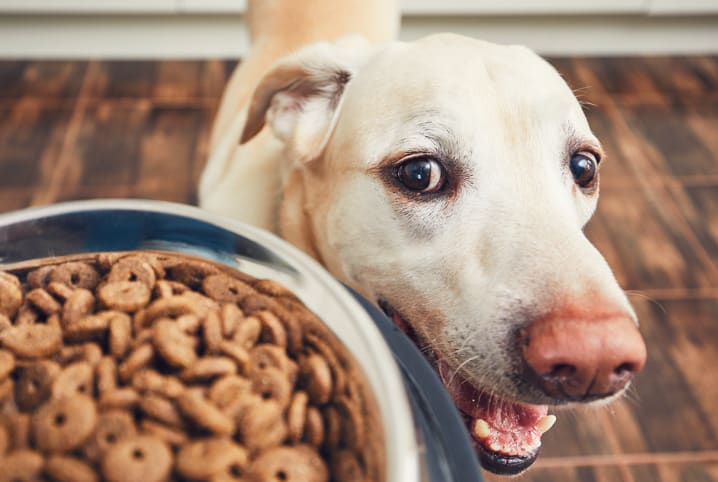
left=447, top=355, right=480, bottom=385
left=625, top=290, right=668, bottom=317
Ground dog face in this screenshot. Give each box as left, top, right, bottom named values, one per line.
left=242, top=33, right=646, bottom=475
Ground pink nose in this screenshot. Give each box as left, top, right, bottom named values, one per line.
left=521, top=308, right=647, bottom=400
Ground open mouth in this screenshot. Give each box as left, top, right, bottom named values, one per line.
left=379, top=301, right=556, bottom=476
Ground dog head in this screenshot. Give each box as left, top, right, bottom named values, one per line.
left=241, top=33, right=647, bottom=475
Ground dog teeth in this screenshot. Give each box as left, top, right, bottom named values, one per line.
left=536, top=414, right=557, bottom=435
left=473, top=419, right=491, bottom=439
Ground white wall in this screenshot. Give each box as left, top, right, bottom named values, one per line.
left=0, top=0, right=717, bottom=58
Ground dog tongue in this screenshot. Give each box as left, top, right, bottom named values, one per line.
left=438, top=360, right=553, bottom=457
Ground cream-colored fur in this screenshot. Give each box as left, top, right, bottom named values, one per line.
left=200, top=0, right=637, bottom=410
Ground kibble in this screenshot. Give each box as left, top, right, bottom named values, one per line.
left=0, top=251, right=384, bottom=481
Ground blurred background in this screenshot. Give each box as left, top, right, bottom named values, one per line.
left=0, top=1, right=717, bottom=481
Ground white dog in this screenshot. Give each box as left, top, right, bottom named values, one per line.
left=199, top=0, right=647, bottom=475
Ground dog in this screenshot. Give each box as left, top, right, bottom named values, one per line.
left=199, top=0, right=647, bottom=475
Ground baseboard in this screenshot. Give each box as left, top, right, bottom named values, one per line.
left=1, top=14, right=717, bottom=59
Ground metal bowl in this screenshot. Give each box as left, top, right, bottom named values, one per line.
left=0, top=199, right=420, bottom=482
left=0, top=199, right=486, bottom=482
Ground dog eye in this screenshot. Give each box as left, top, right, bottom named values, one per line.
left=569, top=151, right=598, bottom=188
left=396, top=157, right=446, bottom=193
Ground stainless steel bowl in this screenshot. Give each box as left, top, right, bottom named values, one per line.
left=0, top=199, right=420, bottom=482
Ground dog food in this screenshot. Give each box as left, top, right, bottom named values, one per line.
left=0, top=252, right=384, bottom=482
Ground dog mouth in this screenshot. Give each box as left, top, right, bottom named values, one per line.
left=378, top=301, right=556, bottom=476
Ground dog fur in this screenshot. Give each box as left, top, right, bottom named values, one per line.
left=199, top=0, right=644, bottom=466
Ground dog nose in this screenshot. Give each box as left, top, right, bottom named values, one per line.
left=521, top=311, right=646, bottom=401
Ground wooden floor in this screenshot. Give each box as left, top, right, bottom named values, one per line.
left=1, top=57, right=717, bottom=482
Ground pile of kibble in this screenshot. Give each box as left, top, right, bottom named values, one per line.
left=0, top=252, right=383, bottom=482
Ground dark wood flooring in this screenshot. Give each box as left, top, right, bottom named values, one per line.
left=1, top=57, right=717, bottom=482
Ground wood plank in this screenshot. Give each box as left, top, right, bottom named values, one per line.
left=136, top=105, right=211, bottom=204
left=585, top=182, right=718, bottom=290
left=0, top=98, right=73, bottom=198
left=485, top=461, right=718, bottom=482
left=619, top=102, right=718, bottom=177
left=0, top=61, right=87, bottom=101
left=667, top=185, right=718, bottom=269
left=86, top=60, right=233, bottom=101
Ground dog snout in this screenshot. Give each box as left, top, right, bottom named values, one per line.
left=521, top=310, right=647, bottom=401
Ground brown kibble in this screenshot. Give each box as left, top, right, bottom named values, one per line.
left=107, top=256, right=157, bottom=288
left=0, top=252, right=382, bottom=482
left=152, top=319, right=197, bottom=368
left=303, top=406, right=325, bottom=447
left=96, top=252, right=125, bottom=272
left=0, top=377, right=13, bottom=401
left=83, top=410, right=137, bottom=462
left=26, top=288, right=61, bottom=315
left=250, top=344, right=297, bottom=381
left=96, top=357, right=117, bottom=393
left=250, top=367, right=292, bottom=408
left=0, top=271, right=23, bottom=318
left=177, top=388, right=235, bottom=436
left=288, top=391, right=309, bottom=443
left=252, top=279, right=298, bottom=299
left=64, top=313, right=111, bottom=343
left=15, top=360, right=61, bottom=411
left=176, top=438, right=249, bottom=481
left=139, top=394, right=183, bottom=427
left=1, top=324, right=62, bottom=359
left=232, top=315, right=262, bottom=350
left=220, top=303, right=243, bottom=337
left=203, top=273, right=255, bottom=303
left=45, top=455, right=98, bottom=482
left=98, top=281, right=151, bottom=313
left=154, top=279, right=187, bottom=299
left=0, top=313, right=11, bottom=333
left=181, top=356, right=237, bottom=382
left=237, top=398, right=286, bottom=452
left=9, top=413, right=31, bottom=450
left=248, top=445, right=328, bottom=482
left=176, top=313, right=201, bottom=334
left=140, top=419, right=188, bottom=448
left=52, top=361, right=94, bottom=399
left=0, top=422, right=8, bottom=455
left=33, top=394, right=98, bottom=452
left=0, top=348, right=15, bottom=381
left=305, top=332, right=346, bottom=398
left=203, top=309, right=223, bottom=353
left=323, top=405, right=341, bottom=451
left=81, top=342, right=103, bottom=366
left=62, top=289, right=95, bottom=326
left=145, top=296, right=197, bottom=323
left=27, top=265, right=55, bottom=289
left=132, top=370, right=185, bottom=399
left=108, top=312, right=132, bottom=358
left=335, top=397, right=365, bottom=451
left=49, top=262, right=100, bottom=290
left=300, top=353, right=333, bottom=405
left=331, top=450, right=366, bottom=482
left=99, top=388, right=140, bottom=410
left=0, top=449, right=44, bottom=482
left=218, top=340, right=250, bottom=372
left=208, top=375, right=251, bottom=409
left=167, top=260, right=219, bottom=289
left=46, top=281, right=75, bottom=301
left=118, top=344, right=154, bottom=382
left=255, top=310, right=287, bottom=348
left=101, top=435, right=172, bottom=482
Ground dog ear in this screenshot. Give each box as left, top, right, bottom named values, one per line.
left=240, top=37, right=371, bottom=162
